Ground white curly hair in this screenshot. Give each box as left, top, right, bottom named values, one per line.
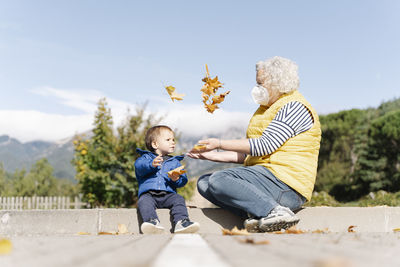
left=256, top=56, right=299, bottom=93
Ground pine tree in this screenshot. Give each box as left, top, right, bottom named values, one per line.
left=73, top=99, right=160, bottom=207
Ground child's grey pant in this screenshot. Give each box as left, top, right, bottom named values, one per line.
left=138, top=191, right=189, bottom=224
left=197, top=165, right=306, bottom=219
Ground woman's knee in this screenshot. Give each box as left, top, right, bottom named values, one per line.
left=208, top=171, right=230, bottom=196
left=197, top=173, right=211, bottom=196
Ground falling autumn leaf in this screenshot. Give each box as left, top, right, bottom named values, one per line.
left=222, top=226, right=250, bottom=236
left=167, top=165, right=186, bottom=179
left=212, top=91, right=230, bottom=104
left=0, top=239, right=12, bottom=255
left=165, top=85, right=185, bottom=102
left=201, top=65, right=230, bottom=113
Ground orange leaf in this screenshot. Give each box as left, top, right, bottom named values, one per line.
left=237, top=237, right=270, bottom=245
left=222, top=226, right=250, bottom=236
left=272, top=226, right=306, bottom=234
left=200, top=65, right=229, bottom=113
left=98, top=231, right=115, bottom=235
left=167, top=165, right=186, bottom=178
left=347, top=225, right=356, bottom=232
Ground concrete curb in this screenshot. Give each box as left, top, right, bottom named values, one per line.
left=1, top=207, right=400, bottom=235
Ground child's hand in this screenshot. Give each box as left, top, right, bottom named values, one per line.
left=152, top=155, right=163, bottom=167
left=167, top=166, right=186, bottom=181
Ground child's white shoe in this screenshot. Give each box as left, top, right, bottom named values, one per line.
left=141, top=219, right=165, bottom=234
left=174, top=218, right=200, bottom=234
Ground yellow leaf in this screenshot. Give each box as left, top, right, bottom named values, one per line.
left=212, top=91, right=230, bottom=104
left=77, top=232, right=91, bottom=235
left=165, top=85, right=185, bottom=102
left=167, top=165, right=186, bottom=178
left=170, top=91, right=185, bottom=102
left=193, top=144, right=206, bottom=151
left=0, top=239, right=12, bottom=255
left=200, top=85, right=214, bottom=96
left=208, top=76, right=223, bottom=89
left=205, top=103, right=219, bottom=113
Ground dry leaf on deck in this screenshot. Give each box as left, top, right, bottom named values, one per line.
left=221, top=226, right=250, bottom=236
left=0, top=239, right=12, bottom=255
left=272, top=226, right=306, bottom=234
left=98, top=231, right=115, bottom=235
left=165, top=85, right=185, bottom=102
left=77, top=232, right=91, bottom=235
left=167, top=165, right=186, bottom=178
left=117, top=224, right=128, bottom=234
left=347, top=225, right=356, bottom=233
left=312, top=228, right=330, bottom=234
left=237, top=237, right=270, bottom=245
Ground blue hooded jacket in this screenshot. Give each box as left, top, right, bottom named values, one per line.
left=134, top=148, right=188, bottom=197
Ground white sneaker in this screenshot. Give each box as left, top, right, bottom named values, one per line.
left=141, top=219, right=165, bottom=234
left=244, top=218, right=260, bottom=233
left=258, top=205, right=299, bottom=232
left=174, top=219, right=200, bottom=234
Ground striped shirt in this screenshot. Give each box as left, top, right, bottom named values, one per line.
left=249, top=101, right=314, bottom=156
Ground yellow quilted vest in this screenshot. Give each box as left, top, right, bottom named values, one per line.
left=244, top=90, right=321, bottom=200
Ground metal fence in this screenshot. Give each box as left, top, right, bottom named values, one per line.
left=0, top=196, right=86, bottom=210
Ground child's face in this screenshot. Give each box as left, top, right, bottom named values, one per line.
left=153, top=129, right=175, bottom=156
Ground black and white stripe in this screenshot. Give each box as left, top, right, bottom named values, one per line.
left=249, top=101, right=314, bottom=156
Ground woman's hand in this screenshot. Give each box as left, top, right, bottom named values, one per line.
left=186, top=150, right=246, bottom=164
left=186, top=151, right=219, bottom=161
left=191, top=138, right=220, bottom=152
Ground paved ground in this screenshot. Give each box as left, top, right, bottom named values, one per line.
left=1, top=232, right=400, bottom=267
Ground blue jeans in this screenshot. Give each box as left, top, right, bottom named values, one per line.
left=197, top=165, right=306, bottom=219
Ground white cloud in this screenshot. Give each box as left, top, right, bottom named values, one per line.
left=1, top=87, right=252, bottom=142
left=155, top=102, right=251, bottom=138
left=0, top=110, right=93, bottom=142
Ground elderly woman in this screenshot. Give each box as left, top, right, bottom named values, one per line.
left=187, top=56, right=321, bottom=232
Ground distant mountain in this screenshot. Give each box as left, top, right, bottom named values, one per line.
left=0, top=126, right=247, bottom=181
left=0, top=135, right=76, bottom=180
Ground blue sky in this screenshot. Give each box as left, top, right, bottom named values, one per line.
left=1, top=0, right=399, bottom=142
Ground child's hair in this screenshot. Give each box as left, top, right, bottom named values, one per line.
left=145, top=125, right=174, bottom=152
